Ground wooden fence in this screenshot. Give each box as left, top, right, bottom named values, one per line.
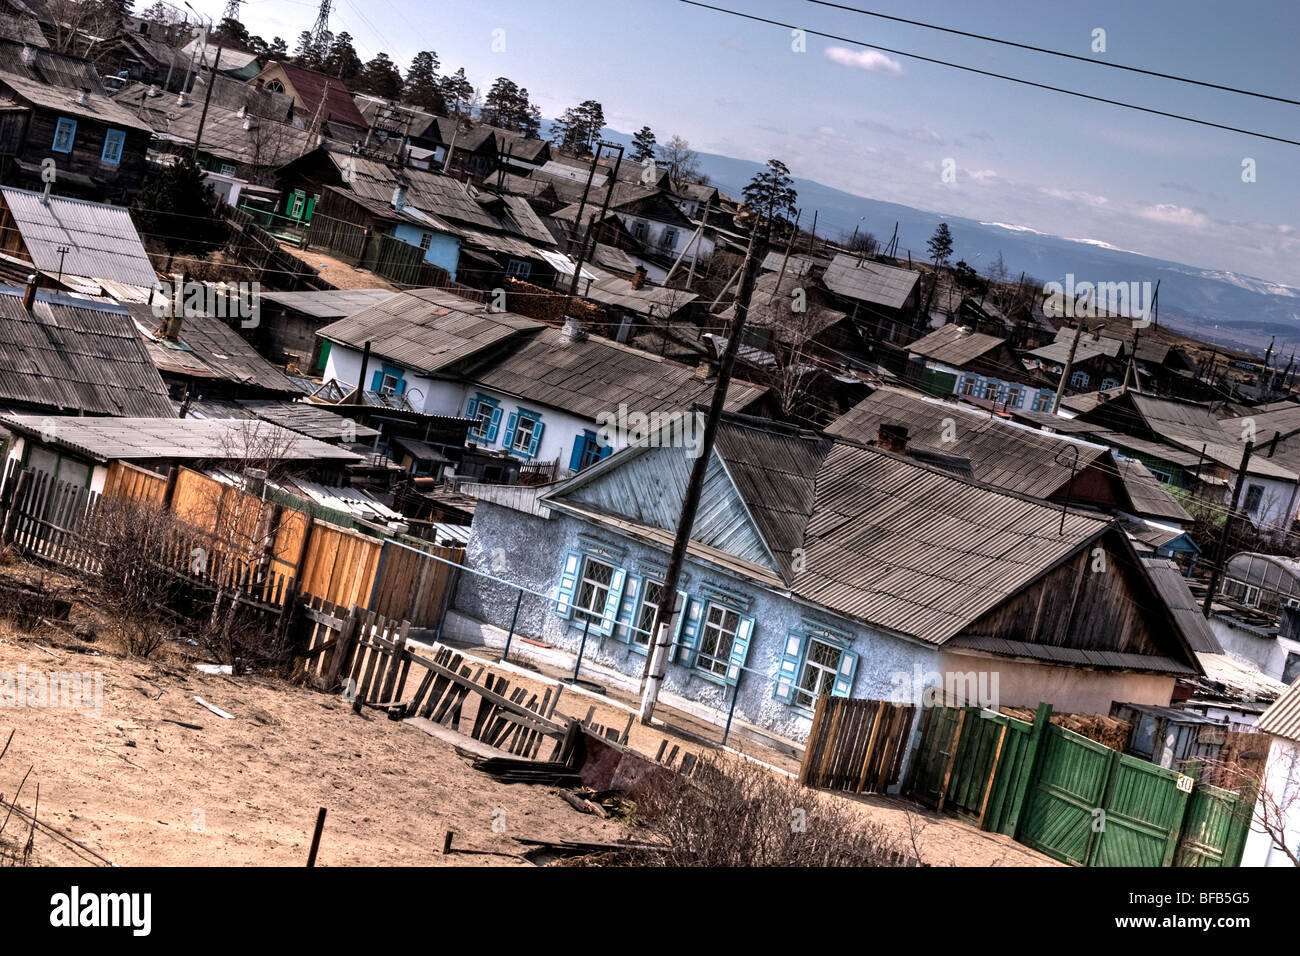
left=298, top=604, right=570, bottom=759
left=220, top=203, right=325, bottom=290
left=798, top=697, right=916, bottom=793
left=4, top=461, right=463, bottom=629
left=905, top=702, right=1253, bottom=867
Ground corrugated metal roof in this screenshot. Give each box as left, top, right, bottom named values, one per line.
left=0, top=67, right=151, bottom=132
left=316, top=288, right=543, bottom=376
left=1113, top=457, right=1193, bottom=523
left=0, top=187, right=156, bottom=287
left=1256, top=676, right=1300, bottom=741
left=0, top=287, right=173, bottom=417
left=907, top=323, right=1007, bottom=367
left=471, top=327, right=768, bottom=421
left=186, top=397, right=379, bottom=442
left=826, top=386, right=1112, bottom=501
left=1140, top=557, right=1220, bottom=653
left=0, top=414, right=359, bottom=462
left=260, top=288, right=393, bottom=319
left=129, top=306, right=299, bottom=394
left=822, top=253, right=919, bottom=309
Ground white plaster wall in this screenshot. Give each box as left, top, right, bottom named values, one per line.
left=1241, top=736, right=1300, bottom=867
left=939, top=649, right=1176, bottom=714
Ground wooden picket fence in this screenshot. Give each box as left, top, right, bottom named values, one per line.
left=0, top=468, right=102, bottom=574
left=298, top=604, right=570, bottom=759
left=798, top=696, right=917, bottom=793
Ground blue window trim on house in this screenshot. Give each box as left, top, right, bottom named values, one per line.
left=370, top=363, right=406, bottom=395
left=569, top=430, right=611, bottom=472
left=501, top=406, right=544, bottom=459
left=52, top=117, right=76, bottom=153
left=464, top=393, right=502, bottom=443
left=689, top=599, right=754, bottom=687
left=552, top=549, right=625, bottom=637
left=101, top=128, right=125, bottom=164
left=773, top=621, right=859, bottom=712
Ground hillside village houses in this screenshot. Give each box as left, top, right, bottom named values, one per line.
left=3, top=1, right=1300, bottom=869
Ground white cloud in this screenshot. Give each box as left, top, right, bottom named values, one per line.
left=824, top=46, right=903, bottom=76
left=1137, top=203, right=1210, bottom=229
left=965, top=168, right=998, bottom=183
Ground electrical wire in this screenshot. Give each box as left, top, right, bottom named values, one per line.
left=677, top=0, right=1300, bottom=147
left=805, top=0, right=1300, bottom=107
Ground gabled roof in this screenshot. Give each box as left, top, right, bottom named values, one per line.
left=581, top=267, right=698, bottom=318
left=0, top=286, right=173, bottom=417
left=260, top=288, right=394, bottom=319
left=544, top=414, right=1213, bottom=669
left=826, top=386, right=1114, bottom=501
left=1028, top=327, right=1126, bottom=365
left=1113, top=457, right=1193, bottom=524
left=0, top=12, right=45, bottom=46
left=0, top=67, right=151, bottom=132
left=822, top=253, right=919, bottom=310
left=717, top=270, right=846, bottom=345
left=0, top=187, right=157, bottom=288
left=468, top=327, right=768, bottom=421
left=316, top=288, right=543, bottom=376
left=264, top=61, right=366, bottom=129
left=907, top=324, right=1006, bottom=367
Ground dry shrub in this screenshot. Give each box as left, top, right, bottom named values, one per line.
left=635, top=754, right=902, bottom=866
left=85, top=498, right=191, bottom=658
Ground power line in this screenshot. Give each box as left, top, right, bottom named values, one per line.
left=678, top=0, right=1300, bottom=147
left=805, top=0, right=1300, bottom=107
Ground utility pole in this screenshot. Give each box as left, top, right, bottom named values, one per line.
left=638, top=222, right=768, bottom=724
left=191, top=46, right=223, bottom=162
left=1202, top=438, right=1254, bottom=616
left=562, top=141, right=623, bottom=309
left=1051, top=320, right=1091, bottom=414
left=1122, top=323, right=1141, bottom=393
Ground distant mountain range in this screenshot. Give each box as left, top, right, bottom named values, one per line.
left=589, top=126, right=1300, bottom=358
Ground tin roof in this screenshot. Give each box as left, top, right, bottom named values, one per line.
left=1257, top=676, right=1300, bottom=741
left=260, top=288, right=393, bottom=319
left=822, top=253, right=919, bottom=310
left=0, top=414, right=359, bottom=462
left=0, top=286, right=173, bottom=417
left=316, top=288, right=543, bottom=375
left=907, top=324, right=1007, bottom=367
left=0, top=187, right=157, bottom=288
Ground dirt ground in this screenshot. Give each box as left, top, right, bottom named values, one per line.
left=0, top=562, right=1054, bottom=867
left=279, top=244, right=397, bottom=291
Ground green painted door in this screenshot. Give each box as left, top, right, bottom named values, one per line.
left=1089, top=753, right=1193, bottom=867
left=1018, top=725, right=1114, bottom=865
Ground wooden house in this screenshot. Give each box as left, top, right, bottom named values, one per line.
left=451, top=413, right=1218, bottom=744
left=0, top=45, right=151, bottom=199
left=905, top=323, right=1056, bottom=412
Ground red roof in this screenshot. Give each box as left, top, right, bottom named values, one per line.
left=271, top=61, right=367, bottom=130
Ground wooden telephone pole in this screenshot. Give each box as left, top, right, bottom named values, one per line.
left=638, top=223, right=768, bottom=724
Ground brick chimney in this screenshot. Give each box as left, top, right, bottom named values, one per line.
left=694, top=362, right=711, bottom=380
left=21, top=273, right=38, bottom=311
left=157, top=271, right=187, bottom=341
left=630, top=266, right=647, bottom=291
left=877, top=423, right=908, bottom=454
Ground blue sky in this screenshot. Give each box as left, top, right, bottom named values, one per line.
left=198, top=0, right=1300, bottom=286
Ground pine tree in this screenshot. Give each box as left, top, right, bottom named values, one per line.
left=132, top=158, right=229, bottom=266
left=927, top=223, right=954, bottom=267
left=405, top=51, right=444, bottom=113
left=743, top=159, right=797, bottom=226
left=552, top=99, right=604, bottom=155
left=356, top=53, right=403, bottom=99
left=438, top=68, right=475, bottom=118
left=631, top=126, right=656, bottom=162
left=322, top=32, right=362, bottom=83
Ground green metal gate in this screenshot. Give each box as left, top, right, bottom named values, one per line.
left=1173, top=783, right=1251, bottom=867
left=1019, top=725, right=1195, bottom=867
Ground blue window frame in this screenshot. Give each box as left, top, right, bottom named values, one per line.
left=552, top=550, right=625, bottom=637
left=501, top=407, right=545, bottom=459
left=568, top=430, right=611, bottom=472
left=774, top=623, right=858, bottom=711
left=101, top=128, right=125, bottom=164
left=52, top=117, right=76, bottom=153
left=370, top=363, right=406, bottom=395
left=464, top=394, right=501, bottom=443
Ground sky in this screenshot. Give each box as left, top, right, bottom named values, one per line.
left=191, top=0, right=1300, bottom=286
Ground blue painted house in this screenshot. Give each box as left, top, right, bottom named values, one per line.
left=450, top=414, right=1218, bottom=743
